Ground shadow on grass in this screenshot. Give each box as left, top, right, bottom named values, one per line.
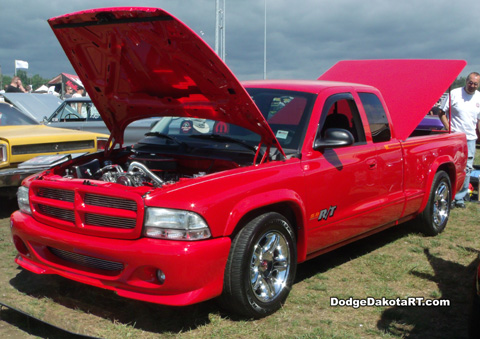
left=10, top=270, right=223, bottom=333
left=294, top=221, right=417, bottom=284
left=0, top=197, right=18, bottom=219
left=377, top=247, right=479, bottom=338
left=8, top=269, right=220, bottom=336
left=0, top=304, right=94, bottom=339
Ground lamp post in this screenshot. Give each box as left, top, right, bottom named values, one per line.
left=215, top=0, right=226, bottom=61
left=264, top=0, right=267, bottom=80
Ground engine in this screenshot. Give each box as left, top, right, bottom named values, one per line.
left=67, top=155, right=206, bottom=188
left=100, top=162, right=165, bottom=187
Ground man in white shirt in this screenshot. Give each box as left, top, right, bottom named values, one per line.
left=439, top=72, right=480, bottom=208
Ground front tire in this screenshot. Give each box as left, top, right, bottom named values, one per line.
left=415, top=170, right=451, bottom=236
left=220, top=212, right=297, bottom=318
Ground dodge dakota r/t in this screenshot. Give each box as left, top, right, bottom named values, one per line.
left=10, top=7, right=467, bottom=318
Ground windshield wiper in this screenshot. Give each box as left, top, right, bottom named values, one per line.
left=144, top=132, right=187, bottom=147
left=189, top=134, right=258, bottom=153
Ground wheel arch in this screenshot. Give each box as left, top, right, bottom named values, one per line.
left=223, top=191, right=308, bottom=263
left=418, top=159, right=455, bottom=213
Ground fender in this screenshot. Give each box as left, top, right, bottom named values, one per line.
left=418, top=155, right=455, bottom=213
left=223, top=188, right=309, bottom=262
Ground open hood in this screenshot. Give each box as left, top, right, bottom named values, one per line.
left=318, top=59, right=466, bottom=140
left=48, top=7, right=280, bottom=149
left=2, top=93, right=63, bottom=122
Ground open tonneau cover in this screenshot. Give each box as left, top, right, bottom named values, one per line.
left=318, top=59, right=466, bottom=140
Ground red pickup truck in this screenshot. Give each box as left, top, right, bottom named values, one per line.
left=10, top=7, right=467, bottom=318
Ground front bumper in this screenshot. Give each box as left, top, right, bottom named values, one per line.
left=0, top=166, right=45, bottom=188
left=10, top=211, right=231, bottom=306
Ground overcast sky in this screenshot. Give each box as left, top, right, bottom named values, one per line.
left=1, top=0, right=479, bottom=84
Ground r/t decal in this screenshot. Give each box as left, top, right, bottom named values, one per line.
left=318, top=205, right=337, bottom=221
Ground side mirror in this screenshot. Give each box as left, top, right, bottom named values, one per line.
left=313, top=128, right=354, bottom=151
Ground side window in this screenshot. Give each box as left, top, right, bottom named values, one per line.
left=320, top=93, right=366, bottom=144
left=53, top=104, right=83, bottom=122
left=358, top=92, right=391, bottom=143
left=88, top=104, right=102, bottom=121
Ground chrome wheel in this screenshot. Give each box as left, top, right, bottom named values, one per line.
left=432, top=181, right=450, bottom=227
left=250, top=230, right=290, bottom=303
left=415, top=171, right=451, bottom=236
left=220, top=212, right=296, bottom=318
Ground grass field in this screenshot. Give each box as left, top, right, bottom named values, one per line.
left=0, top=151, right=479, bottom=338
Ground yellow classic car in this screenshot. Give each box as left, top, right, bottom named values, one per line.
left=0, top=101, right=109, bottom=196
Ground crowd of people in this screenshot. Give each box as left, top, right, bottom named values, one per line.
left=1, top=77, right=85, bottom=98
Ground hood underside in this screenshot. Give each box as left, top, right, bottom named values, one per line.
left=318, top=59, right=466, bottom=140
left=48, top=7, right=279, bottom=148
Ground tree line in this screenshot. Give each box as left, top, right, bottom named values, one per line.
left=0, top=71, right=472, bottom=93
left=1, top=70, right=51, bottom=92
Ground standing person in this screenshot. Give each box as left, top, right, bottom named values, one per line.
left=72, top=86, right=85, bottom=116
left=5, top=76, right=26, bottom=93
left=64, top=86, right=73, bottom=98
left=439, top=72, right=480, bottom=208
left=72, top=86, right=85, bottom=98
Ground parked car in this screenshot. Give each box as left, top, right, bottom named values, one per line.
left=1, top=92, right=64, bottom=122
left=414, top=114, right=445, bottom=134
left=0, top=102, right=109, bottom=197
left=46, top=97, right=159, bottom=146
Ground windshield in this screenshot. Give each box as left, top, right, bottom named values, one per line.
left=0, top=103, right=38, bottom=126
left=49, top=99, right=102, bottom=122
left=148, top=88, right=315, bottom=154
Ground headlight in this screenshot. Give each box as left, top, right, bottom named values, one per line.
left=144, top=208, right=211, bottom=241
left=0, top=144, right=7, bottom=163
left=17, top=186, right=31, bottom=214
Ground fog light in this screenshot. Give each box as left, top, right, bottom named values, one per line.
left=156, top=269, right=166, bottom=285
left=13, top=236, right=29, bottom=256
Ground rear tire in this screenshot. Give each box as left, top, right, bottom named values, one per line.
left=219, top=212, right=297, bottom=318
left=415, top=170, right=451, bottom=236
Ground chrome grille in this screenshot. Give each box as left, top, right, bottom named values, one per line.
left=48, top=247, right=124, bottom=271
left=85, top=193, right=137, bottom=211
left=37, top=187, right=74, bottom=202
left=12, top=140, right=94, bottom=155
left=38, top=204, right=74, bottom=222
left=85, top=213, right=136, bottom=229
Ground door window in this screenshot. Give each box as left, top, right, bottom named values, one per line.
left=358, top=92, right=391, bottom=143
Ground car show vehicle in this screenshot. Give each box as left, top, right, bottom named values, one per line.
left=46, top=97, right=159, bottom=146
left=1, top=92, right=64, bottom=122
left=0, top=102, right=109, bottom=197
left=10, top=8, right=468, bottom=318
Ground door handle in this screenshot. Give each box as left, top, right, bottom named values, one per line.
left=367, top=159, right=377, bottom=170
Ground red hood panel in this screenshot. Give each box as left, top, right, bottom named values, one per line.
left=318, top=59, right=466, bottom=140
left=48, top=7, right=278, bottom=146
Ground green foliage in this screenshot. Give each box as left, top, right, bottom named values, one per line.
left=451, top=76, right=466, bottom=89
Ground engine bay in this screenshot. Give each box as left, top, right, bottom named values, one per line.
left=61, top=150, right=242, bottom=188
